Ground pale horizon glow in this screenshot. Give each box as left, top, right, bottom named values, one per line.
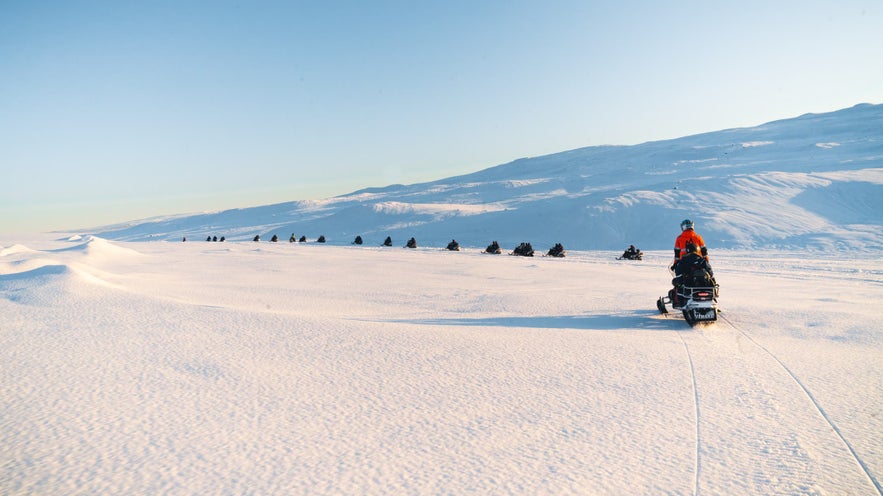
left=2, top=1, right=882, bottom=234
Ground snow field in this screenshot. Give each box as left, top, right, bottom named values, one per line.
left=1, top=235, right=881, bottom=495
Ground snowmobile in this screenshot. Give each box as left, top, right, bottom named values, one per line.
left=484, top=241, right=502, bottom=254
left=546, top=243, right=566, bottom=257
left=617, top=246, right=643, bottom=260
left=657, top=272, right=719, bottom=326
left=512, top=242, right=534, bottom=257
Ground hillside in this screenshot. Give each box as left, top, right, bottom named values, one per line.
left=90, top=104, right=883, bottom=251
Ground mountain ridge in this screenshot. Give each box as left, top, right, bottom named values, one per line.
left=90, top=103, right=883, bottom=251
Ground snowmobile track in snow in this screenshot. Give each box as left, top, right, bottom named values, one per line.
left=659, top=305, right=702, bottom=494
left=717, top=314, right=883, bottom=495
left=675, top=331, right=701, bottom=496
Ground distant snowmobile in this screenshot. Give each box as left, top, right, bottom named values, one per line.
left=617, top=245, right=643, bottom=260
left=546, top=243, right=565, bottom=258
left=512, top=242, right=534, bottom=257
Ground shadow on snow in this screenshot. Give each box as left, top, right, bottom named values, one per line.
left=387, top=310, right=687, bottom=331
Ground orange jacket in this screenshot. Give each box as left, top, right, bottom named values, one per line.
left=674, top=229, right=706, bottom=260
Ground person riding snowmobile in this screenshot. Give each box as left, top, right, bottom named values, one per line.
left=670, top=242, right=716, bottom=308
left=674, top=243, right=714, bottom=284
left=673, top=219, right=707, bottom=262
left=621, top=244, right=641, bottom=260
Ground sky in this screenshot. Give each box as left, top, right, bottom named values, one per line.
left=2, top=0, right=882, bottom=234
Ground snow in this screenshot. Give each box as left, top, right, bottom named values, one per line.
left=3, top=103, right=882, bottom=494
left=371, top=201, right=506, bottom=217
left=86, top=104, right=883, bottom=253
left=2, top=234, right=881, bottom=494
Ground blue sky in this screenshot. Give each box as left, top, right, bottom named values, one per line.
left=2, top=1, right=882, bottom=234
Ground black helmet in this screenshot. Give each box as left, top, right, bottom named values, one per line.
left=680, top=219, right=694, bottom=231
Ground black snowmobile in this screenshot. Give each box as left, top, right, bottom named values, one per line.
left=512, top=242, right=534, bottom=257
left=546, top=243, right=565, bottom=258
left=617, top=246, right=643, bottom=260
left=657, top=267, right=719, bottom=326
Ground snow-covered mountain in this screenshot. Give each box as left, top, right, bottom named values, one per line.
left=91, top=103, right=883, bottom=251
left=6, top=104, right=883, bottom=494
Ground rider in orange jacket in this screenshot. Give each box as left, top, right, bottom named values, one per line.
left=674, top=219, right=707, bottom=262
